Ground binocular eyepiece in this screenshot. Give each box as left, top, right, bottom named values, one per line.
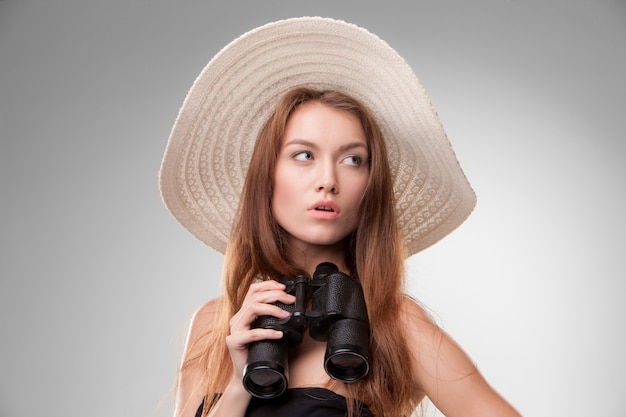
left=242, top=262, right=371, bottom=399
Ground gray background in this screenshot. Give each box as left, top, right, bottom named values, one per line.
left=1, top=1, right=624, bottom=416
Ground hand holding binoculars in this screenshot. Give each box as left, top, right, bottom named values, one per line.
left=242, top=262, right=371, bottom=399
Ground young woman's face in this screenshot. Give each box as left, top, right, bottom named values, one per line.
left=272, top=101, right=370, bottom=253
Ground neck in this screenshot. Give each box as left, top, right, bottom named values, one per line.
left=286, top=240, right=349, bottom=277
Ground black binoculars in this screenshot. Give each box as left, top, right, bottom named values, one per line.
left=242, top=262, right=371, bottom=399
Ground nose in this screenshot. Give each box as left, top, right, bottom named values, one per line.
left=317, top=162, right=338, bottom=194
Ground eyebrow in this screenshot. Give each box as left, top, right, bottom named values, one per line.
left=284, top=138, right=368, bottom=152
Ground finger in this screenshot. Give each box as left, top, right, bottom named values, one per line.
left=233, top=287, right=295, bottom=324
left=229, top=302, right=293, bottom=333
left=230, top=281, right=297, bottom=332
left=246, top=280, right=286, bottom=296
left=226, top=328, right=284, bottom=350
left=246, top=288, right=296, bottom=306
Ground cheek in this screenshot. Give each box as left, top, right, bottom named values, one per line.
left=272, top=168, right=289, bottom=203
left=341, top=176, right=368, bottom=228
left=271, top=168, right=292, bottom=220
left=352, top=175, right=369, bottom=205
left=354, top=178, right=370, bottom=217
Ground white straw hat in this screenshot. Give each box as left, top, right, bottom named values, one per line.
left=159, top=16, right=476, bottom=257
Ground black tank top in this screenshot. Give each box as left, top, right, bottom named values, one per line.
left=195, top=387, right=374, bottom=417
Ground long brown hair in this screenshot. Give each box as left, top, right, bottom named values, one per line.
left=192, top=87, right=418, bottom=416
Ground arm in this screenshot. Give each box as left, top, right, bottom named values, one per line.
left=173, top=298, right=221, bottom=417
left=402, top=298, right=522, bottom=417
left=174, top=282, right=295, bottom=417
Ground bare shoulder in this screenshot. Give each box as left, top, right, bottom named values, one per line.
left=399, top=295, right=436, bottom=324
left=185, top=297, right=226, bottom=351
left=190, top=297, right=225, bottom=329
left=399, top=296, right=477, bottom=384
left=399, top=296, right=446, bottom=345
left=399, top=296, right=522, bottom=417
left=174, top=299, right=227, bottom=417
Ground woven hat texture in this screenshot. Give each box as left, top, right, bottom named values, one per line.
left=159, top=17, right=476, bottom=257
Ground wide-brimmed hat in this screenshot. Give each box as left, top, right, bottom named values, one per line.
left=159, top=16, right=476, bottom=257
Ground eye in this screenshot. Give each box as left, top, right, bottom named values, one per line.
left=293, top=151, right=313, bottom=161
left=342, top=155, right=363, bottom=166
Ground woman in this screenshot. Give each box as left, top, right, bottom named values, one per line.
left=160, top=18, right=521, bottom=417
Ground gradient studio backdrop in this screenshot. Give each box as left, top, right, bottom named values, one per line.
left=1, top=1, right=624, bottom=416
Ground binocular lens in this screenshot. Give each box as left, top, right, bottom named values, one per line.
left=325, top=349, right=369, bottom=381
left=243, top=338, right=291, bottom=398
left=242, top=363, right=287, bottom=398
left=329, top=352, right=367, bottom=369
left=324, top=319, right=370, bottom=382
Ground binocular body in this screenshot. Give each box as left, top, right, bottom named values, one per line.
left=242, top=262, right=371, bottom=399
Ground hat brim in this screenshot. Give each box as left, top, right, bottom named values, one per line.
left=159, top=17, right=476, bottom=257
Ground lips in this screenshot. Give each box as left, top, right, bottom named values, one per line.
left=308, top=200, right=340, bottom=220
left=309, top=200, right=339, bottom=212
